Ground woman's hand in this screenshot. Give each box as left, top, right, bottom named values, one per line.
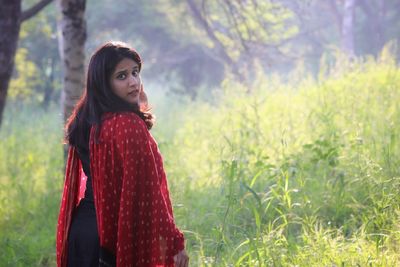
left=139, top=83, right=148, bottom=109
left=173, top=249, right=189, bottom=267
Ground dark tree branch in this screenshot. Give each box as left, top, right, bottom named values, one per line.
left=186, top=0, right=248, bottom=81
left=21, top=0, right=54, bottom=22
left=223, top=0, right=250, bottom=53
left=186, top=0, right=235, bottom=66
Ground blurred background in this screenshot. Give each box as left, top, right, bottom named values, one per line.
left=0, top=0, right=399, bottom=266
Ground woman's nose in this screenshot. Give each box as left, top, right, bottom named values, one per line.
left=129, top=75, right=140, bottom=86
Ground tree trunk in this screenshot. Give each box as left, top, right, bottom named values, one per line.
left=0, top=0, right=22, bottom=127
left=57, top=0, right=86, bottom=123
left=42, top=57, right=56, bottom=110
left=341, top=0, right=357, bottom=57
left=0, top=0, right=53, bottom=129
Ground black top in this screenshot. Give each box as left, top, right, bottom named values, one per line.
left=67, top=144, right=100, bottom=267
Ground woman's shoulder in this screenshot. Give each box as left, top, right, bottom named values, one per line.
left=102, top=112, right=146, bottom=127
left=100, top=112, right=148, bottom=139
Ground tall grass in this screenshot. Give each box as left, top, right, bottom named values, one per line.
left=0, top=51, right=399, bottom=266
left=0, top=103, right=63, bottom=266
left=165, top=51, right=400, bottom=266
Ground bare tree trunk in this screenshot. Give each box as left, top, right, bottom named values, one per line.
left=0, top=0, right=21, bottom=127
left=57, top=0, right=86, bottom=123
left=0, top=0, right=53, bottom=128
left=341, top=0, right=357, bottom=57
left=42, top=57, right=56, bottom=110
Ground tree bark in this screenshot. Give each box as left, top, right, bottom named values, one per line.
left=341, top=0, right=357, bottom=57
left=57, top=0, right=86, bottom=123
left=0, top=0, right=22, bottom=127
left=0, top=0, right=54, bottom=128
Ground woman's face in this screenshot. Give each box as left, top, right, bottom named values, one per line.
left=110, top=58, right=141, bottom=105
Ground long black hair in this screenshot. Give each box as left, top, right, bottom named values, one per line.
left=65, top=41, right=153, bottom=148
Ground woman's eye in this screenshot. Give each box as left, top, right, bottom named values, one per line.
left=132, top=70, right=139, bottom=77
left=117, top=73, right=127, bottom=79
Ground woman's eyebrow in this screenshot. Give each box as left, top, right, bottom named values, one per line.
left=114, top=69, right=128, bottom=75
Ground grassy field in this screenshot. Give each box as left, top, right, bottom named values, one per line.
left=0, top=54, right=399, bottom=266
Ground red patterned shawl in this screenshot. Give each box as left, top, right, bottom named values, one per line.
left=56, top=112, right=184, bottom=266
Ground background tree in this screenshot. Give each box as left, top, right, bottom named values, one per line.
left=85, top=0, right=225, bottom=99
left=0, top=0, right=53, bottom=128
left=57, top=0, right=86, bottom=123
left=3, top=0, right=399, bottom=110
left=341, top=0, right=357, bottom=57
left=184, top=0, right=299, bottom=83
left=283, top=0, right=400, bottom=62
left=10, top=4, right=60, bottom=109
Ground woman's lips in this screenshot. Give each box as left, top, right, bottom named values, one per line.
left=128, top=91, right=139, bottom=96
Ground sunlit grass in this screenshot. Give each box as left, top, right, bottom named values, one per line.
left=166, top=54, right=400, bottom=266
left=0, top=103, right=63, bottom=266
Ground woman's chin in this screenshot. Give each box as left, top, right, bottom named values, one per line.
left=125, top=97, right=139, bottom=106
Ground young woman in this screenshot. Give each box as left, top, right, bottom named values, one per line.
left=56, top=41, right=188, bottom=267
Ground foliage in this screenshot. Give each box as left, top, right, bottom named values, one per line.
left=11, top=3, right=61, bottom=107
left=0, top=53, right=399, bottom=266
left=8, top=48, right=42, bottom=102
left=203, top=0, right=298, bottom=60
left=10, top=0, right=400, bottom=103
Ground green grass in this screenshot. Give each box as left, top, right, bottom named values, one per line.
left=1, top=53, right=399, bottom=266
left=0, top=103, right=63, bottom=266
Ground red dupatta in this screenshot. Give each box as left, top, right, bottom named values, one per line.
left=56, top=112, right=184, bottom=267
left=56, top=147, right=85, bottom=267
